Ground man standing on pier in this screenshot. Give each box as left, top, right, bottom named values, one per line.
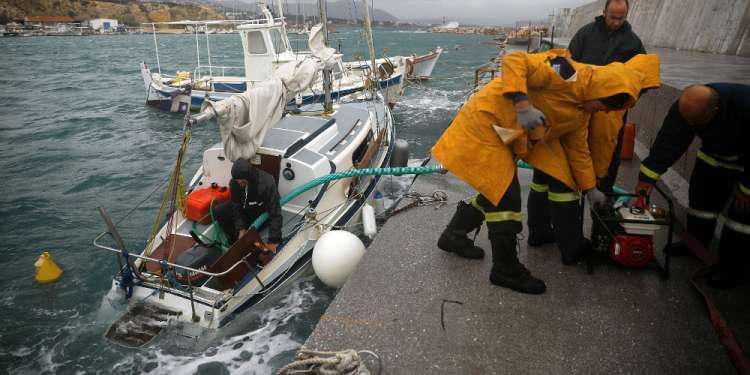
left=525, top=0, right=647, bottom=264
left=635, top=83, right=750, bottom=289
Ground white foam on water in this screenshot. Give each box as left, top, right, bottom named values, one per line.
left=10, top=346, right=34, bottom=357
left=398, top=88, right=464, bottom=113
left=124, top=277, right=324, bottom=374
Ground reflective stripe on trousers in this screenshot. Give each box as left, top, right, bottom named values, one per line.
left=723, top=216, right=750, bottom=235
left=686, top=207, right=719, bottom=220
left=530, top=182, right=549, bottom=193
left=697, top=151, right=744, bottom=172
left=548, top=191, right=580, bottom=203
left=471, top=196, right=522, bottom=223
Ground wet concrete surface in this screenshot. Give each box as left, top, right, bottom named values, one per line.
left=550, top=39, right=750, bottom=89
left=653, top=47, right=750, bottom=89
left=304, top=158, right=750, bottom=374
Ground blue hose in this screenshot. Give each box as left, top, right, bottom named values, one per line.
left=251, top=165, right=444, bottom=229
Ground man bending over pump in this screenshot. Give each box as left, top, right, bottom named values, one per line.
left=214, top=158, right=282, bottom=253
left=432, top=49, right=660, bottom=295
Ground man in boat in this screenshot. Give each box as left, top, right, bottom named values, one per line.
left=433, top=49, right=660, bottom=294
left=214, top=158, right=282, bottom=252
left=634, top=83, right=750, bottom=289
left=524, top=0, right=647, bottom=265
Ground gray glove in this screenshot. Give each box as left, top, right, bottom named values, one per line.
left=516, top=105, right=546, bottom=131
left=586, top=188, right=607, bottom=208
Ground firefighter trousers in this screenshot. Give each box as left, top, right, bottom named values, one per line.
left=470, top=172, right=523, bottom=237
left=687, top=157, right=750, bottom=273
left=527, top=169, right=584, bottom=260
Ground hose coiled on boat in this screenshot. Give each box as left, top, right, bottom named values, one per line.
left=251, top=165, right=445, bottom=229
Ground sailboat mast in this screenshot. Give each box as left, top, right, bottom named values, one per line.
left=275, top=0, right=288, bottom=35
left=318, top=0, right=333, bottom=113
left=362, top=0, right=377, bottom=83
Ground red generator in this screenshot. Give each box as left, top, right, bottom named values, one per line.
left=185, top=183, right=231, bottom=224
left=588, top=188, right=674, bottom=278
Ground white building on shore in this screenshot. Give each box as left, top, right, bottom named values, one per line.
left=87, top=18, right=118, bottom=33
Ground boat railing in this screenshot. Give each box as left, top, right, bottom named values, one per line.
left=474, top=62, right=499, bottom=89
left=92, top=109, right=230, bottom=279
left=93, top=231, right=252, bottom=280
left=193, top=64, right=244, bottom=78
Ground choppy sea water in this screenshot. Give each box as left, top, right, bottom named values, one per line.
left=0, top=28, right=500, bottom=374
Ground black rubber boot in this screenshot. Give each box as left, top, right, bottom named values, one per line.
left=527, top=189, right=555, bottom=247
left=550, top=200, right=586, bottom=265
left=489, top=234, right=546, bottom=294
left=437, top=201, right=485, bottom=259
left=707, top=227, right=747, bottom=289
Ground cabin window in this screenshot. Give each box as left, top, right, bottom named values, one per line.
left=270, top=29, right=288, bottom=54
left=246, top=31, right=268, bottom=54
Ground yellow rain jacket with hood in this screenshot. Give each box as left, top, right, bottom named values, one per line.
left=432, top=49, right=660, bottom=205
left=588, top=55, right=661, bottom=177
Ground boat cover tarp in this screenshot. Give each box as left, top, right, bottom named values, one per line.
left=201, top=24, right=336, bottom=161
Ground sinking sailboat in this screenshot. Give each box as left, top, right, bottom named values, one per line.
left=95, top=20, right=409, bottom=347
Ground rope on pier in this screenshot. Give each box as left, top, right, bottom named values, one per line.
left=276, top=348, right=381, bottom=375
left=389, top=190, right=448, bottom=216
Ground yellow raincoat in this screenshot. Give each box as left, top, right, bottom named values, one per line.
left=432, top=50, right=660, bottom=205
left=588, top=56, right=662, bottom=177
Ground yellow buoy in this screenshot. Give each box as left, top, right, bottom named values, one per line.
left=35, top=251, right=62, bottom=284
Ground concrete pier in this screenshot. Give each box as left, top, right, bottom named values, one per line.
left=303, top=159, right=748, bottom=373
left=301, top=35, right=750, bottom=374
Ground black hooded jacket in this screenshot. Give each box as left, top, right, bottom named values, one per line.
left=568, top=15, right=646, bottom=65
left=230, top=159, right=282, bottom=244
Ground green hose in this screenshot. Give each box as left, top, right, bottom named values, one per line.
left=191, top=198, right=231, bottom=249
left=251, top=165, right=444, bottom=229
left=249, top=162, right=631, bottom=230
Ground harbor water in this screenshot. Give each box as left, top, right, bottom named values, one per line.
left=0, top=28, right=500, bottom=374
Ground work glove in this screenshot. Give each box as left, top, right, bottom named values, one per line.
left=586, top=188, right=608, bottom=208
left=733, top=190, right=750, bottom=216
left=516, top=105, right=546, bottom=131
left=634, top=181, right=654, bottom=196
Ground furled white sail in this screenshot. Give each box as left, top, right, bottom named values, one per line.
left=201, top=24, right=335, bottom=161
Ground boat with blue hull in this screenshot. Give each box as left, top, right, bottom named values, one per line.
left=141, top=3, right=406, bottom=113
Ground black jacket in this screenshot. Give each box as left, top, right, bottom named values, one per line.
left=230, top=160, right=283, bottom=244
left=568, top=16, right=646, bottom=65
left=639, top=83, right=750, bottom=193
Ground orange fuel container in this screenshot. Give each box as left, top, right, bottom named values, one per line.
left=185, top=183, right=231, bottom=224
left=620, top=122, right=636, bottom=160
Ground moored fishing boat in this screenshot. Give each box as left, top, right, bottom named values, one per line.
left=405, top=46, right=443, bottom=80
left=141, top=2, right=406, bottom=113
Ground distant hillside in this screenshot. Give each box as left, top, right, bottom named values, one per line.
left=210, top=0, right=399, bottom=23
left=0, top=0, right=225, bottom=25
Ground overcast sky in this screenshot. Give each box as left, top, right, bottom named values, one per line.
left=373, top=0, right=594, bottom=24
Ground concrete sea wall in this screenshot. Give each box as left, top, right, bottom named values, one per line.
left=566, top=0, right=750, bottom=57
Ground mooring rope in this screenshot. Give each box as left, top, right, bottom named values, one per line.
left=277, top=349, right=381, bottom=375
left=389, top=190, right=448, bottom=216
